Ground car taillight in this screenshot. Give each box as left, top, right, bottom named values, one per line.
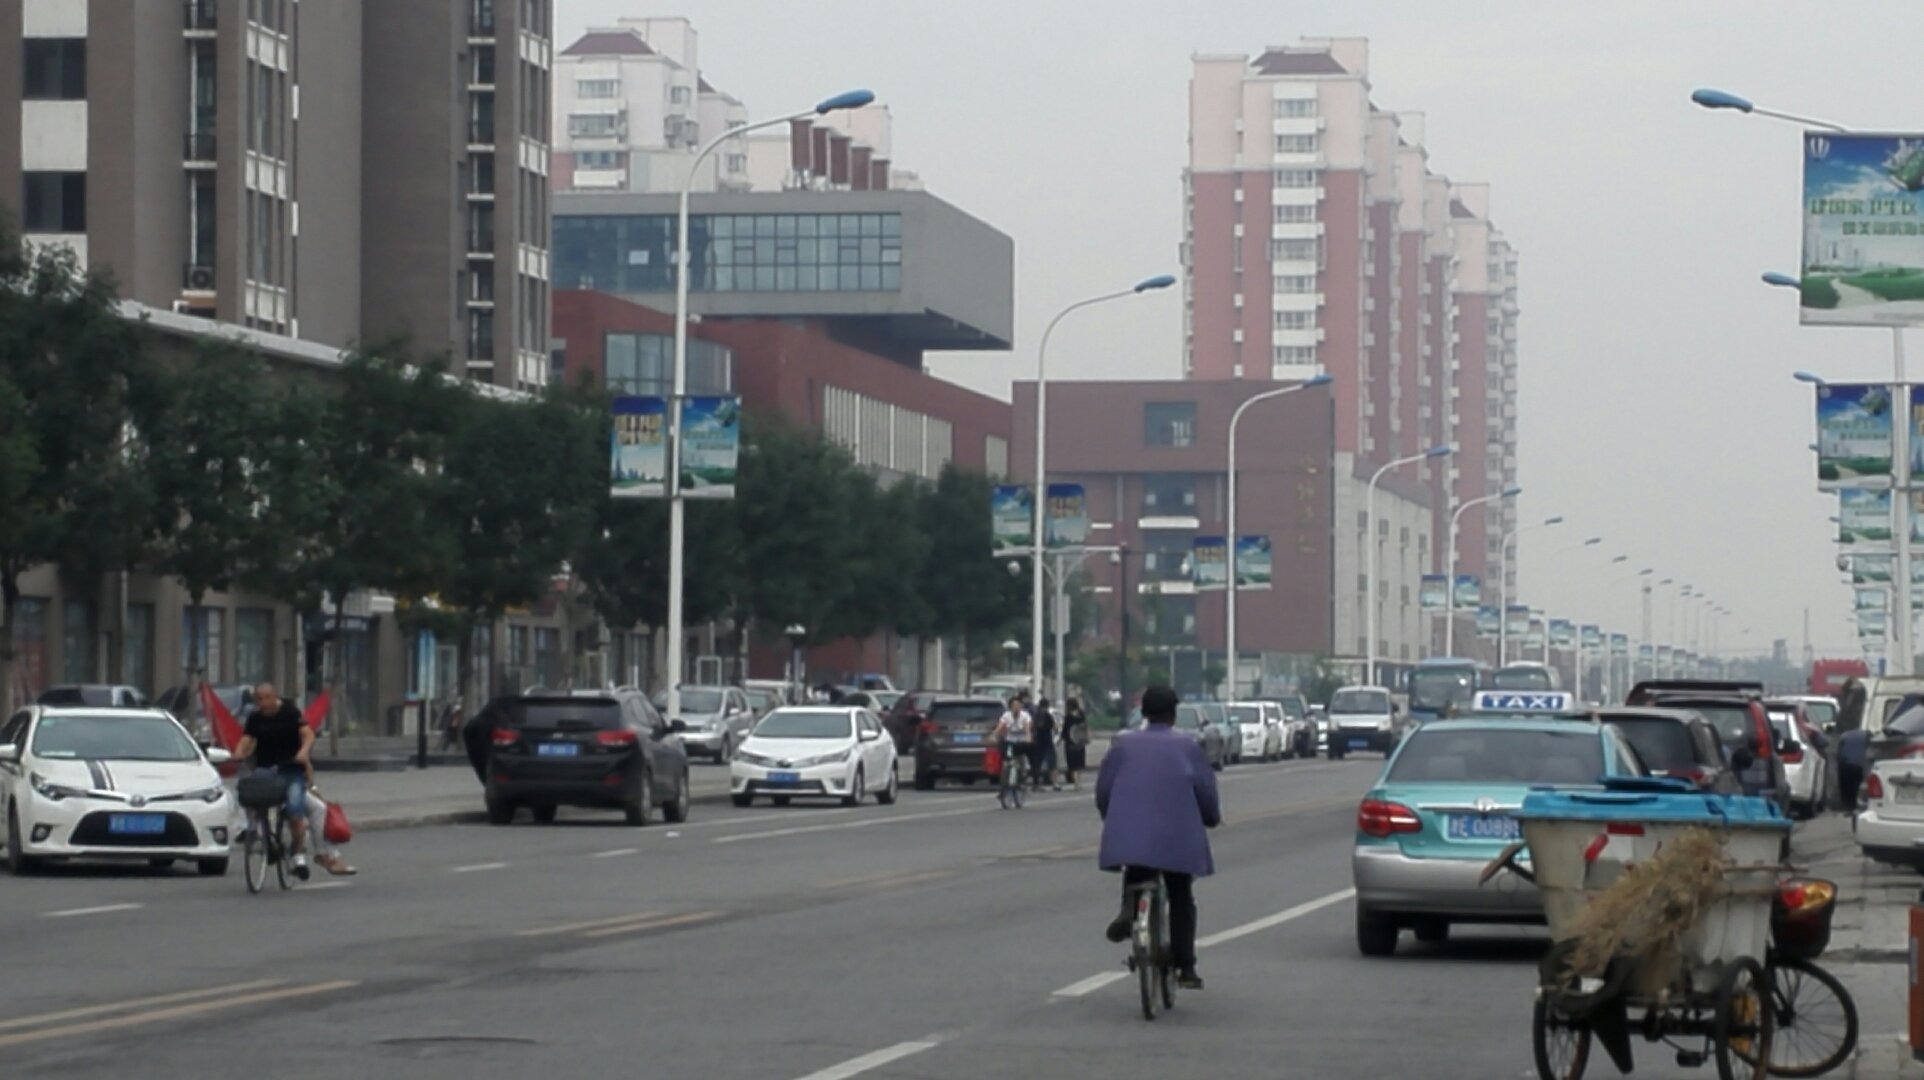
left=491, top=727, right=520, bottom=747
left=1867, top=773, right=1885, bottom=801
left=1357, top=798, right=1421, bottom=838
left=1753, top=711, right=1775, bottom=758
left=1900, top=746, right=1924, bottom=760
left=918, top=720, right=938, bottom=736
left=1780, top=747, right=1805, bottom=764
left=596, top=730, right=639, bottom=748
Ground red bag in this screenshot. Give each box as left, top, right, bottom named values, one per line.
left=323, top=800, right=353, bottom=845
left=983, top=746, right=1002, bottom=779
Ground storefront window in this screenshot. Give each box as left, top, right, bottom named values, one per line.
left=180, top=607, right=224, bottom=683
left=9, top=599, right=48, bottom=707
left=235, top=608, right=273, bottom=686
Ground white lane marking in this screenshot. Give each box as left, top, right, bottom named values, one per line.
left=591, top=848, right=639, bottom=859
left=42, top=903, right=142, bottom=919
left=451, top=861, right=508, bottom=873
left=1052, top=971, right=1128, bottom=998
left=714, top=795, right=1084, bottom=845
left=793, top=1040, right=941, bottom=1080
left=304, top=881, right=353, bottom=890
left=1194, top=887, right=1356, bottom=948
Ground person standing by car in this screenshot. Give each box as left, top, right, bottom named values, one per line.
left=1835, top=678, right=1870, bottom=811
left=1032, top=697, right=1059, bottom=791
left=234, top=683, right=315, bottom=880
left=1061, top=698, right=1089, bottom=788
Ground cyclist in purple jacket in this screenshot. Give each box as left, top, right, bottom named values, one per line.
left=1097, top=685, right=1221, bottom=989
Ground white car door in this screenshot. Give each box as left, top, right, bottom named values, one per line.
left=861, top=711, right=892, bottom=778
left=0, top=710, right=31, bottom=835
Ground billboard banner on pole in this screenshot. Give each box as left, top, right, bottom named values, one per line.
left=990, top=485, right=1033, bottom=555
left=1549, top=619, right=1575, bottom=649
left=1853, top=552, right=1895, bottom=583
left=1523, top=619, right=1545, bottom=650
left=1452, top=575, right=1479, bottom=610
left=1191, top=536, right=1228, bottom=590
left=1638, top=644, right=1654, bottom=663
left=1800, top=133, right=1924, bottom=327
left=1611, top=633, right=1630, bottom=657
left=1860, top=610, right=1889, bottom=638
left=1909, top=490, right=1924, bottom=545
left=610, top=396, right=668, bottom=498
left=1815, top=383, right=1894, bottom=489
left=1476, top=606, right=1500, bottom=639
left=1857, top=587, right=1889, bottom=612
left=1581, top=625, right=1604, bottom=649
left=1235, top=536, right=1272, bottom=590
left=1419, top=575, right=1447, bottom=612
left=1505, top=605, right=1531, bottom=638
left=1044, top=483, right=1089, bottom=548
left=1840, top=489, right=1893, bottom=544
left=678, top=396, right=741, bottom=499
left=1657, top=645, right=1673, bottom=667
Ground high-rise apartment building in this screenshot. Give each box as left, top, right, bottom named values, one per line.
left=0, top=0, right=553, bottom=390
left=1185, top=38, right=1520, bottom=660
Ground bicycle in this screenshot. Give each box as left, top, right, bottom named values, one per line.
left=236, top=771, right=297, bottom=895
left=1123, top=874, right=1177, bottom=1021
left=1730, top=951, right=1858, bottom=1078
left=996, top=744, right=1027, bottom=809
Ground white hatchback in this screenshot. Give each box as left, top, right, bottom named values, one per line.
left=0, top=706, right=235, bottom=875
left=1767, top=707, right=1829, bottom=819
left=1227, top=702, right=1283, bottom=763
left=1856, top=757, right=1924, bottom=867
left=730, top=707, right=900, bottom=807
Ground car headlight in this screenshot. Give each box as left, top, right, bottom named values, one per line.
left=794, top=748, right=855, bottom=769
left=187, top=783, right=227, bottom=804
left=735, top=750, right=780, bottom=768
left=30, top=772, right=88, bottom=801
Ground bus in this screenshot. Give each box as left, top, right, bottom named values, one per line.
left=1490, top=662, right=1561, bottom=693
left=1406, top=657, right=1491, bottom=722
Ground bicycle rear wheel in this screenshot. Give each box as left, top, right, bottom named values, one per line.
left=1735, top=956, right=1858, bottom=1078
left=1156, top=891, right=1177, bottom=1011
left=242, top=813, right=268, bottom=894
left=273, top=813, right=293, bottom=891
left=1133, top=888, right=1159, bottom=1021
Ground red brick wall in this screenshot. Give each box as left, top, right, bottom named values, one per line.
left=1187, top=174, right=1240, bottom=380
left=1366, top=202, right=1397, bottom=461
left=1396, top=231, right=1425, bottom=461
left=1321, top=171, right=1365, bottom=454
left=1451, top=293, right=1492, bottom=580
left=1239, top=172, right=1274, bottom=376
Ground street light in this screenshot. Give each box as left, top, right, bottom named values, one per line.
left=1498, top=515, right=1565, bottom=663
left=1690, top=88, right=1849, bottom=132
left=1225, top=373, right=1333, bottom=696
left=1366, top=445, right=1453, bottom=685
left=1443, top=484, right=1520, bottom=658
left=665, top=87, right=875, bottom=724
left=1030, top=274, right=1177, bottom=699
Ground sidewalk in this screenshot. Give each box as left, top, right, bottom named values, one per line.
left=1792, top=813, right=1924, bottom=1078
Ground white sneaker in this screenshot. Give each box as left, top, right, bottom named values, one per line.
left=292, top=854, right=311, bottom=880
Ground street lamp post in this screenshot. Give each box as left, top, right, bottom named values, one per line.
left=665, top=88, right=874, bottom=725
left=1366, top=446, right=1453, bottom=685
left=1444, top=485, right=1521, bottom=658
left=1030, top=275, right=1176, bottom=700
left=1498, top=515, right=1565, bottom=663
left=1225, top=374, right=1332, bottom=697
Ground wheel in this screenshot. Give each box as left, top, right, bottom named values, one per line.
left=912, top=770, right=935, bottom=791
left=486, top=797, right=515, bottom=826
left=663, top=769, right=691, bottom=823
left=148, top=858, right=176, bottom=869
left=772, top=795, right=792, bottom=807
left=876, top=767, right=899, bottom=805
left=1134, top=895, right=1160, bottom=1021
left=625, top=771, right=656, bottom=826
left=1733, top=957, right=1858, bottom=1078
left=716, top=736, right=732, bottom=765
left=1355, top=909, right=1398, bottom=957
left=531, top=803, right=558, bottom=824
left=243, top=817, right=268, bottom=893
left=1531, top=996, right=1592, bottom=1080
left=1715, top=957, right=1773, bottom=1080
left=730, top=792, right=754, bottom=808
left=1413, top=919, right=1450, bottom=944
left=842, top=767, right=866, bottom=808
left=1157, top=899, right=1177, bottom=1012
left=198, top=858, right=229, bottom=877
left=7, top=804, right=41, bottom=876
left=273, top=814, right=294, bottom=890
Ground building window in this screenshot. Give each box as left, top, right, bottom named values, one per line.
left=575, top=78, right=617, bottom=99
left=568, top=113, right=618, bottom=137
left=21, top=172, right=85, bottom=233
left=1141, top=473, right=1196, bottom=516
left=553, top=212, right=904, bottom=294
left=180, top=607, right=224, bottom=683
left=1274, top=133, right=1319, bottom=154
left=235, top=608, right=273, bottom=686
left=575, top=150, right=620, bottom=170
left=473, top=46, right=496, bottom=86
left=1274, top=311, right=1313, bottom=330
left=1144, top=402, right=1197, bottom=448
left=605, top=333, right=731, bottom=397
left=726, top=154, right=747, bottom=174
left=22, top=39, right=86, bottom=100
left=1275, top=345, right=1317, bottom=365
left=60, top=600, right=93, bottom=684
left=468, top=309, right=494, bottom=361
left=669, top=85, right=690, bottom=105
left=1273, top=97, right=1318, bottom=118
left=985, top=436, right=1008, bottom=479
left=470, top=152, right=496, bottom=194
left=1273, top=170, right=1317, bottom=189
left=1273, top=275, right=1316, bottom=294
left=1274, top=204, right=1317, bottom=224
left=1269, top=238, right=1319, bottom=263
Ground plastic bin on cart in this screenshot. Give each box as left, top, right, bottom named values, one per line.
left=1519, top=789, right=1789, bottom=989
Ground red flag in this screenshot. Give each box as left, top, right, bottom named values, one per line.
left=200, top=681, right=244, bottom=752
left=304, top=690, right=331, bottom=733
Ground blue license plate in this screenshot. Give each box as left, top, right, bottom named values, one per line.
left=952, top=733, right=982, bottom=744
left=1446, top=814, right=1521, bottom=841
left=109, top=813, right=167, bottom=835
left=537, top=742, right=579, bottom=757
left=767, top=771, right=800, bottom=784
left=1348, top=737, right=1369, bottom=749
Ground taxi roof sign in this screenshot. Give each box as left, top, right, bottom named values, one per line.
left=1471, top=691, right=1577, bottom=714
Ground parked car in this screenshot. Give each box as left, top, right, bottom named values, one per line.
left=36, top=685, right=150, bottom=708
left=0, top=705, right=235, bottom=875
left=1308, top=705, right=1330, bottom=752
left=1779, top=694, right=1841, bottom=734
left=481, top=691, right=690, bottom=826
left=1268, top=693, right=1316, bottom=758
left=743, top=679, right=798, bottom=709
left=731, top=707, right=899, bottom=808
left=154, top=683, right=255, bottom=742
left=1227, top=702, right=1283, bottom=763
left=1625, top=680, right=1787, bottom=811
left=1328, top=685, right=1401, bottom=758
left=1855, top=755, right=1924, bottom=867
left=1766, top=702, right=1830, bottom=819
left=651, top=686, right=755, bottom=763
left=1861, top=676, right=1924, bottom=737
left=869, top=690, right=904, bottom=715
left=1351, top=716, right=1649, bottom=956
left=882, top=691, right=952, bottom=754
left=1129, top=703, right=1228, bottom=770
left=1601, top=708, right=1742, bottom=795
left=912, top=697, right=1006, bottom=789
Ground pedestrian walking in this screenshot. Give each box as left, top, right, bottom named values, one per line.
left=1032, top=697, right=1059, bottom=791
left=436, top=698, right=464, bottom=753
left=1835, top=678, right=1869, bottom=811
left=1062, top=697, right=1089, bottom=788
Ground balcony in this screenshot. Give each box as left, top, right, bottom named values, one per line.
left=467, top=225, right=494, bottom=256
left=184, top=131, right=216, bottom=164
left=184, top=0, right=216, bottom=31
left=469, top=10, right=495, bottom=37
left=468, top=120, right=496, bottom=146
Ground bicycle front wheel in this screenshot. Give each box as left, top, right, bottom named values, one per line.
left=1737, top=957, right=1858, bottom=1078
left=242, top=814, right=268, bottom=894
left=273, top=813, right=293, bottom=891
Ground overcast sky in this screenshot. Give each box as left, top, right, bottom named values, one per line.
left=563, top=0, right=1924, bottom=658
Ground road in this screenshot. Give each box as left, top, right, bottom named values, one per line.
left=0, top=755, right=1826, bottom=1079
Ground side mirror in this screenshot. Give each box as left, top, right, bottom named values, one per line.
left=0, top=745, right=17, bottom=764
left=668, top=719, right=688, bottom=735
left=205, top=747, right=233, bottom=765
left=859, top=728, right=881, bottom=743
left=1777, top=740, right=1799, bottom=757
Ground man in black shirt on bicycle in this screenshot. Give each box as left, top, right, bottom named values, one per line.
left=235, top=683, right=315, bottom=880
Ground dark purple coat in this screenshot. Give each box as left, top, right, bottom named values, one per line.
left=1095, top=725, right=1221, bottom=877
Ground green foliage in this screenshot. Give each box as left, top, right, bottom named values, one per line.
left=147, top=342, right=272, bottom=606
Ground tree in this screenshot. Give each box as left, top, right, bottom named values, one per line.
left=917, top=465, right=1025, bottom=675
left=735, top=417, right=863, bottom=639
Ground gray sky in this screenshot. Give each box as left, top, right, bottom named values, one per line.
left=563, top=0, right=1924, bottom=658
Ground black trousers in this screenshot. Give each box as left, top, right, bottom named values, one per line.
left=1122, top=867, right=1197, bottom=968
left=1839, top=763, right=1864, bottom=809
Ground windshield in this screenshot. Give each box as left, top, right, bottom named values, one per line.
left=1332, top=689, right=1391, bottom=715
left=1686, top=703, right=1758, bottom=749
left=1490, top=666, right=1554, bottom=692
left=1802, top=700, right=1837, bottom=727
left=1279, top=698, right=1305, bottom=720
left=1229, top=706, right=1264, bottom=724
left=1409, top=669, right=1475, bottom=710
left=32, top=715, right=200, bottom=762
left=676, top=689, right=725, bottom=714
left=745, top=690, right=778, bottom=711
left=929, top=702, right=1002, bottom=726
left=752, top=710, right=853, bottom=739
left=1173, top=706, right=1204, bottom=730
left=1387, top=728, right=1604, bottom=785
left=1609, top=718, right=1698, bottom=770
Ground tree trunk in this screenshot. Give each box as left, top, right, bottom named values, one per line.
left=457, top=619, right=476, bottom=713
left=0, top=566, right=20, bottom=714
left=188, top=587, right=207, bottom=731
left=328, top=586, right=347, bottom=756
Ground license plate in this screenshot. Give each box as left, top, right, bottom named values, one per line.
left=536, top=742, right=579, bottom=757
left=109, top=813, right=167, bottom=835
left=768, top=771, right=800, bottom=784
left=1446, top=814, right=1521, bottom=841
left=1348, top=738, right=1369, bottom=750
left=952, top=733, right=982, bottom=744
left=1894, top=785, right=1924, bottom=805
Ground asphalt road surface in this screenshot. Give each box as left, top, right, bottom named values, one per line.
left=0, top=756, right=1750, bottom=1079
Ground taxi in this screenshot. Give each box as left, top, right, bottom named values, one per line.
left=1351, top=692, right=1647, bottom=957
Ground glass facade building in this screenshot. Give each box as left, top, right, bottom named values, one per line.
left=554, top=212, right=903, bottom=295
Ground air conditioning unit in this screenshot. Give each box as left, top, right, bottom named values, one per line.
left=186, top=265, right=216, bottom=291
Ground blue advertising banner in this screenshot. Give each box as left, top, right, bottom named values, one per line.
left=1638, top=644, right=1654, bottom=663
left=1475, top=606, right=1500, bottom=639
left=1840, top=489, right=1893, bottom=545
left=1419, top=575, right=1447, bottom=612
left=990, top=485, right=1032, bottom=555
left=1852, top=553, right=1894, bottom=584
left=1814, top=382, right=1894, bottom=489
left=1235, top=536, right=1272, bottom=590
left=1191, top=536, right=1228, bottom=591
left=1610, top=633, right=1629, bottom=657
left=1505, top=605, right=1531, bottom=638
left=1801, top=133, right=1924, bottom=327
left=1452, top=575, right=1479, bottom=611
left=1581, top=625, right=1603, bottom=650
left=1523, top=618, right=1545, bottom=650
left=1549, top=619, right=1575, bottom=649
left=610, top=396, right=668, bottom=498
left=1044, top=483, right=1089, bottom=547
left=678, top=396, right=740, bottom=499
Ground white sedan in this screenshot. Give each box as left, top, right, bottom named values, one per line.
left=1228, top=703, right=1283, bottom=763
left=0, top=706, right=236, bottom=875
left=730, top=707, right=900, bottom=807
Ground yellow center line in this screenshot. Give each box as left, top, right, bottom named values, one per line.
left=0, top=979, right=287, bottom=1033
left=513, top=911, right=664, bottom=938
left=579, top=911, right=723, bottom=939
left=0, top=981, right=358, bottom=1050
left=815, top=867, right=955, bottom=890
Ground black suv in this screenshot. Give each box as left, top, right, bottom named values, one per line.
left=1601, top=708, right=1741, bottom=794
left=1625, top=680, right=1787, bottom=810
left=912, top=697, right=1005, bottom=789
left=471, top=691, right=691, bottom=826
